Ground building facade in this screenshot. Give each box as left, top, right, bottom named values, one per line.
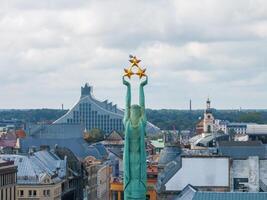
left=203, top=99, right=215, bottom=134
left=54, top=83, right=160, bottom=134
left=84, top=156, right=111, bottom=200
left=54, top=83, right=124, bottom=134
left=54, top=146, right=84, bottom=200
left=96, top=165, right=110, bottom=200
left=0, top=159, right=17, bottom=200
left=0, top=151, right=67, bottom=200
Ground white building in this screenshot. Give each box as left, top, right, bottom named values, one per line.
left=247, top=124, right=267, bottom=135
left=157, top=156, right=230, bottom=192
left=231, top=156, right=267, bottom=192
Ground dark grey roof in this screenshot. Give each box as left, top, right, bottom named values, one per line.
left=20, top=137, right=102, bottom=159
left=90, top=143, right=108, bottom=160
left=158, top=145, right=181, bottom=167
left=0, top=151, right=66, bottom=185
left=191, top=192, right=267, bottom=200
left=156, top=158, right=182, bottom=193
left=22, top=122, right=110, bottom=160
left=26, top=123, right=84, bottom=139
left=174, top=184, right=197, bottom=200
left=108, top=148, right=123, bottom=159
left=54, top=146, right=82, bottom=174
left=218, top=141, right=262, bottom=147
left=227, top=123, right=247, bottom=127
left=175, top=184, right=267, bottom=200
left=156, top=145, right=181, bottom=192
left=218, top=141, right=266, bottom=159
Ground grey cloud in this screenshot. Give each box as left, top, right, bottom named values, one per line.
left=0, top=0, right=267, bottom=109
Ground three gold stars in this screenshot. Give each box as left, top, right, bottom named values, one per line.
left=124, top=55, right=147, bottom=79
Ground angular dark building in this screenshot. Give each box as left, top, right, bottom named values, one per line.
left=54, top=83, right=160, bottom=134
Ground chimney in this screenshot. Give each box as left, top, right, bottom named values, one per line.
left=189, top=99, right=192, bottom=111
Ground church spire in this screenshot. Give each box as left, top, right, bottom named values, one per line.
left=206, top=98, right=211, bottom=110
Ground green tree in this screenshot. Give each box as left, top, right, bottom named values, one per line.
left=238, top=112, right=263, bottom=123
left=84, top=128, right=104, bottom=142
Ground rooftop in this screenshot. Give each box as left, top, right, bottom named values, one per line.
left=0, top=158, right=15, bottom=168
left=0, top=132, right=17, bottom=148
left=175, top=184, right=267, bottom=200
left=151, top=139, right=165, bottom=149
left=0, top=150, right=66, bottom=184
left=218, top=141, right=263, bottom=147
left=218, top=141, right=266, bottom=159
left=158, top=145, right=181, bottom=167
left=191, top=192, right=267, bottom=200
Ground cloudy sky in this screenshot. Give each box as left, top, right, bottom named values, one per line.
left=1, top=0, right=267, bottom=109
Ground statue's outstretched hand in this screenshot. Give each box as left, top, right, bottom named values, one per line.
left=140, top=76, right=148, bottom=87
left=123, top=76, right=130, bottom=86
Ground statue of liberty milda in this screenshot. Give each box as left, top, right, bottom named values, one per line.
left=123, top=55, right=148, bottom=200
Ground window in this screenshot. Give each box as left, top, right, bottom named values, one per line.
left=33, top=190, right=37, bottom=196
left=43, top=189, right=50, bottom=197
left=207, top=125, right=211, bottom=133
left=19, top=190, right=24, bottom=197
left=234, top=178, right=248, bottom=191
left=28, top=190, right=32, bottom=196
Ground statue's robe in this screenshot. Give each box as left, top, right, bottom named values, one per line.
left=123, top=118, right=147, bottom=200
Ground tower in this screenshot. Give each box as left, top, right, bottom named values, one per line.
left=81, top=83, right=92, bottom=98
left=189, top=99, right=192, bottom=111
left=203, top=98, right=214, bottom=134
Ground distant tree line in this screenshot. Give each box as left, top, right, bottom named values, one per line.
left=0, top=109, right=67, bottom=123
left=146, top=109, right=267, bottom=131
left=0, top=108, right=267, bottom=131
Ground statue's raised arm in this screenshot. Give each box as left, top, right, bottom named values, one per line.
left=122, top=55, right=148, bottom=200
left=123, top=76, right=131, bottom=124
left=139, top=76, right=148, bottom=122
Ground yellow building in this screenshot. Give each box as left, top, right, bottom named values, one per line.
left=16, top=182, right=62, bottom=200
left=110, top=164, right=158, bottom=200
left=110, top=179, right=157, bottom=200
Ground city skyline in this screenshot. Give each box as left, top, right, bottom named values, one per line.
left=1, top=1, right=267, bottom=109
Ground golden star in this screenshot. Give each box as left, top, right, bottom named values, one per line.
left=124, top=68, right=134, bottom=79
left=136, top=68, right=146, bottom=79
left=129, top=56, right=141, bottom=67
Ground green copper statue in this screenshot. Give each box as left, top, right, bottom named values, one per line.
left=123, top=56, right=148, bottom=200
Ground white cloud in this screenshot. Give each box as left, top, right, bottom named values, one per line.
left=0, top=0, right=267, bottom=109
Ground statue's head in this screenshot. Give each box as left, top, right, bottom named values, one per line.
left=130, top=104, right=141, bottom=125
